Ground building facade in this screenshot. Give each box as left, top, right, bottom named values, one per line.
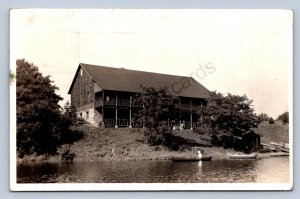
left=68, top=63, right=210, bottom=129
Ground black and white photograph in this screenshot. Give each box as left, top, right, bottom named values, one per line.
left=10, top=9, right=293, bottom=191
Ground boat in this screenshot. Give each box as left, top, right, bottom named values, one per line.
left=227, top=153, right=258, bottom=159
left=260, top=143, right=277, bottom=152
left=270, top=152, right=289, bottom=157
left=172, top=156, right=212, bottom=162
left=270, top=142, right=289, bottom=153
left=274, top=145, right=289, bottom=153
left=278, top=142, right=289, bottom=148
left=270, top=141, right=289, bottom=148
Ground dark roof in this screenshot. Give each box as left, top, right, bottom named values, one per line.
left=68, top=63, right=210, bottom=99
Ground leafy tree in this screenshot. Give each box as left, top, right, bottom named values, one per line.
left=277, top=111, right=289, bottom=124
left=269, top=117, right=275, bottom=124
left=134, top=86, right=180, bottom=146
left=198, top=91, right=259, bottom=146
left=62, top=100, right=76, bottom=123
left=16, top=59, right=69, bottom=156
left=258, top=113, right=270, bottom=123
left=59, top=101, right=83, bottom=144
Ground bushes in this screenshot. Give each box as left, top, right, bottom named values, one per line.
left=57, top=144, right=75, bottom=162
left=193, top=126, right=211, bottom=135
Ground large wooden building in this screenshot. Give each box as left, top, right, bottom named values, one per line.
left=68, top=63, right=210, bottom=129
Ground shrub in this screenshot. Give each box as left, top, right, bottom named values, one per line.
left=57, top=144, right=75, bottom=162
left=269, top=117, right=275, bottom=124
left=193, top=126, right=211, bottom=135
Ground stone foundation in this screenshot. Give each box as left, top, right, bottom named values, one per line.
left=76, top=107, right=102, bottom=127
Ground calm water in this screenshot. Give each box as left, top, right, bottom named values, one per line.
left=17, top=157, right=289, bottom=183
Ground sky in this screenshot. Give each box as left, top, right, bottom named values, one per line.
left=10, top=9, right=293, bottom=118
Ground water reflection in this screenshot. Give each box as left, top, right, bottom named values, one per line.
left=197, top=161, right=202, bottom=170
left=17, top=157, right=289, bottom=183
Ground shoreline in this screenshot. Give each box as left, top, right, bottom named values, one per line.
left=17, top=124, right=289, bottom=164
left=17, top=146, right=289, bottom=163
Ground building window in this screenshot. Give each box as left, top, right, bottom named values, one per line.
left=106, top=96, right=110, bottom=102
left=80, top=68, right=83, bottom=76
left=79, top=113, right=82, bottom=118
left=86, top=111, right=89, bottom=119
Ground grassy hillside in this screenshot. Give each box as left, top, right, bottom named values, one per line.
left=69, top=121, right=290, bottom=161
left=69, top=126, right=200, bottom=161
left=253, top=121, right=289, bottom=144
left=70, top=125, right=210, bottom=161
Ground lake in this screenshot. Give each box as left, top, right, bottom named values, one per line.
left=17, top=157, right=289, bottom=183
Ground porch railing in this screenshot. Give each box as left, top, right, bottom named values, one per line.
left=94, top=97, right=142, bottom=107
left=104, top=119, right=129, bottom=127
left=103, top=119, right=202, bottom=129
left=180, top=103, right=202, bottom=111
left=95, top=97, right=202, bottom=110
left=169, top=121, right=202, bottom=129
left=117, top=119, right=129, bottom=127
left=104, top=119, right=115, bottom=127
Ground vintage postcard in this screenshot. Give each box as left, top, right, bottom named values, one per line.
left=10, top=9, right=293, bottom=191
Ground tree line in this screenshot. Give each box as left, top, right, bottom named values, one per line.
left=258, top=112, right=289, bottom=125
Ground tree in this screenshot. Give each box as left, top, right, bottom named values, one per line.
left=277, top=111, right=289, bottom=124
left=198, top=91, right=259, bottom=146
left=258, top=113, right=270, bottom=123
left=62, top=100, right=76, bottom=123
left=134, top=86, right=180, bottom=146
left=16, top=59, right=65, bottom=156
left=269, top=117, right=275, bottom=124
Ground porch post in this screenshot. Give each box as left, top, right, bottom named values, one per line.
left=200, top=99, right=203, bottom=122
left=190, top=99, right=193, bottom=130
left=167, top=118, right=170, bottom=128
left=115, top=93, right=118, bottom=128
left=142, top=104, right=145, bottom=129
left=129, top=95, right=132, bottom=128
left=102, top=91, right=104, bottom=127
left=179, top=98, right=182, bottom=130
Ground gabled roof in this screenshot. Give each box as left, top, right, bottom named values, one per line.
left=68, top=63, right=210, bottom=99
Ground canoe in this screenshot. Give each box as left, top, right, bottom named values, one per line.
left=261, top=143, right=277, bottom=151
left=274, top=145, right=289, bottom=153
left=227, top=153, right=257, bottom=159
left=270, top=152, right=289, bottom=157
left=278, top=142, right=289, bottom=148
left=172, top=156, right=212, bottom=162
left=270, top=142, right=289, bottom=151
left=270, top=142, right=289, bottom=149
